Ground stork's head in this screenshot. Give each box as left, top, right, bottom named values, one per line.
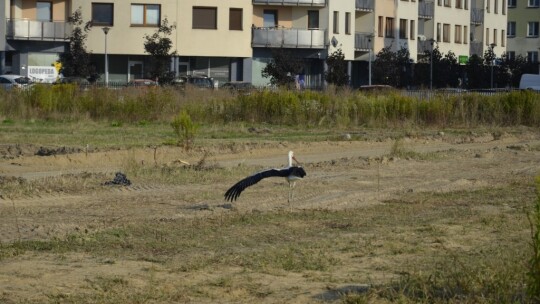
left=289, top=150, right=300, bottom=166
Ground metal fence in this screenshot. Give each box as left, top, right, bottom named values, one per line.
left=252, top=27, right=326, bottom=49
left=6, top=19, right=71, bottom=41
left=252, top=0, right=326, bottom=5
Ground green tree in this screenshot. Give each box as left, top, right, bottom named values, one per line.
left=144, top=18, right=177, bottom=85
left=58, top=8, right=97, bottom=80
left=325, top=48, right=348, bottom=86
left=465, top=54, right=487, bottom=89
left=261, top=49, right=304, bottom=88
left=373, top=45, right=411, bottom=88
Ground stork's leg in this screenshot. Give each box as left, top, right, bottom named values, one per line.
left=288, top=181, right=296, bottom=203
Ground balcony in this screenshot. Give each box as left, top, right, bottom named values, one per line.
left=354, top=32, right=374, bottom=51
left=417, top=40, right=433, bottom=53
left=355, top=0, right=374, bottom=12
left=470, top=41, right=483, bottom=57
left=252, top=27, right=326, bottom=49
left=471, top=8, right=484, bottom=25
left=7, top=19, right=71, bottom=41
left=418, top=1, right=434, bottom=19
left=252, top=0, right=326, bottom=6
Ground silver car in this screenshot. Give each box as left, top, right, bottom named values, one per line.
left=0, top=74, right=33, bottom=90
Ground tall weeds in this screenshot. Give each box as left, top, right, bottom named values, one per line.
left=0, top=85, right=539, bottom=128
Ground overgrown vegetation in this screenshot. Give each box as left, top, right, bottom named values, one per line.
left=170, top=110, right=198, bottom=150
left=527, top=177, right=540, bottom=301
left=1, top=86, right=538, bottom=129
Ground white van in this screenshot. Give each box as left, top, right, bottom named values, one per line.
left=519, top=74, right=540, bottom=91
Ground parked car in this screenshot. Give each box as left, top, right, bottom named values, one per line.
left=358, top=85, right=395, bottom=93
left=0, top=74, right=33, bottom=90
left=126, top=79, right=158, bottom=87
left=221, top=81, right=255, bottom=94
left=175, top=75, right=214, bottom=89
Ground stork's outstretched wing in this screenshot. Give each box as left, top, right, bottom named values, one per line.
left=224, top=168, right=290, bottom=202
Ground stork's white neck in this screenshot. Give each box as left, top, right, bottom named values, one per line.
left=288, top=151, right=294, bottom=167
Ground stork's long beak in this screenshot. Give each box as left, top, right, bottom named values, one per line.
left=292, top=156, right=301, bottom=166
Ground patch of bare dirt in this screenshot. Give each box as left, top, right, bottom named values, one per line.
left=1, top=129, right=540, bottom=302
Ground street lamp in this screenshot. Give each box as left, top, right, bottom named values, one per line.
left=490, top=43, right=496, bottom=89
left=429, top=38, right=436, bottom=90
left=368, top=34, right=374, bottom=86
left=102, top=27, right=110, bottom=86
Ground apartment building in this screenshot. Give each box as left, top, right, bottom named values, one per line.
left=0, top=0, right=509, bottom=86
left=1, top=0, right=71, bottom=81
left=72, top=0, right=252, bottom=84
left=470, top=0, right=507, bottom=58
left=507, top=0, right=540, bottom=65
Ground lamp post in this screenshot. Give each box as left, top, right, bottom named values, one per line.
left=102, top=27, right=110, bottom=87
left=430, top=38, right=435, bottom=90
left=368, top=34, right=374, bottom=86
left=490, top=43, right=496, bottom=89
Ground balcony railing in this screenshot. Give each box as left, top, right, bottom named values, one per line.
left=355, top=0, right=374, bottom=11
left=252, top=0, right=326, bottom=6
left=7, top=19, right=71, bottom=41
left=418, top=1, right=434, bottom=19
left=417, top=40, right=432, bottom=53
left=252, top=27, right=326, bottom=49
left=471, top=8, right=484, bottom=24
left=470, top=41, right=483, bottom=56
left=354, top=32, right=374, bottom=50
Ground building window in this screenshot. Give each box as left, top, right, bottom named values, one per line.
left=437, top=0, right=442, bottom=5
left=528, top=21, right=539, bottom=37
left=345, top=12, right=351, bottom=34
left=501, top=30, right=505, bottom=46
left=455, top=25, right=462, bottom=43
left=507, top=21, right=516, bottom=36
left=229, top=8, right=242, bottom=30
left=493, top=28, right=497, bottom=45
left=495, top=0, right=498, bottom=13
left=456, top=0, right=462, bottom=8
left=437, top=22, right=441, bottom=41
left=193, top=7, right=217, bottom=29
left=507, top=51, right=515, bottom=60
left=527, top=51, right=539, bottom=62
left=508, top=0, right=516, bottom=7
left=465, top=0, right=469, bottom=9
left=37, top=1, right=52, bottom=21
left=528, top=0, right=539, bottom=7
left=263, top=10, right=278, bottom=28
left=131, top=4, right=160, bottom=26
left=386, top=17, right=394, bottom=37
left=333, top=11, right=339, bottom=34
left=378, top=16, right=384, bottom=37
left=399, top=19, right=407, bottom=39
left=410, top=20, right=415, bottom=40
left=443, top=23, right=450, bottom=42
left=464, top=25, right=468, bottom=44
left=444, top=0, right=451, bottom=7
left=92, top=3, right=114, bottom=26
left=308, top=10, right=319, bottom=29
left=486, top=28, right=490, bottom=45
left=502, top=0, right=506, bottom=14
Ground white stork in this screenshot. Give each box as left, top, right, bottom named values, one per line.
left=224, top=151, right=307, bottom=202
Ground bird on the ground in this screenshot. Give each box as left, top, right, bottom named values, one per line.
left=224, top=151, right=306, bottom=202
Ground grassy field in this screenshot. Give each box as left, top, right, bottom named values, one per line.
left=0, top=87, right=540, bottom=303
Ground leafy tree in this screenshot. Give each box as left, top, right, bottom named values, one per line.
left=373, top=45, right=411, bottom=88
left=261, top=49, right=304, bottom=88
left=439, top=51, right=460, bottom=88
left=325, top=48, right=348, bottom=86
left=58, top=8, right=97, bottom=80
left=144, top=18, right=177, bottom=85
left=465, top=54, right=487, bottom=89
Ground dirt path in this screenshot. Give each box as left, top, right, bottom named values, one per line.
left=1, top=130, right=540, bottom=303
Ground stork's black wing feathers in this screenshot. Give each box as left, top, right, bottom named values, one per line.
left=224, top=168, right=295, bottom=202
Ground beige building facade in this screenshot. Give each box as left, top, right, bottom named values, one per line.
left=507, top=0, right=540, bottom=67
left=0, top=0, right=515, bottom=86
